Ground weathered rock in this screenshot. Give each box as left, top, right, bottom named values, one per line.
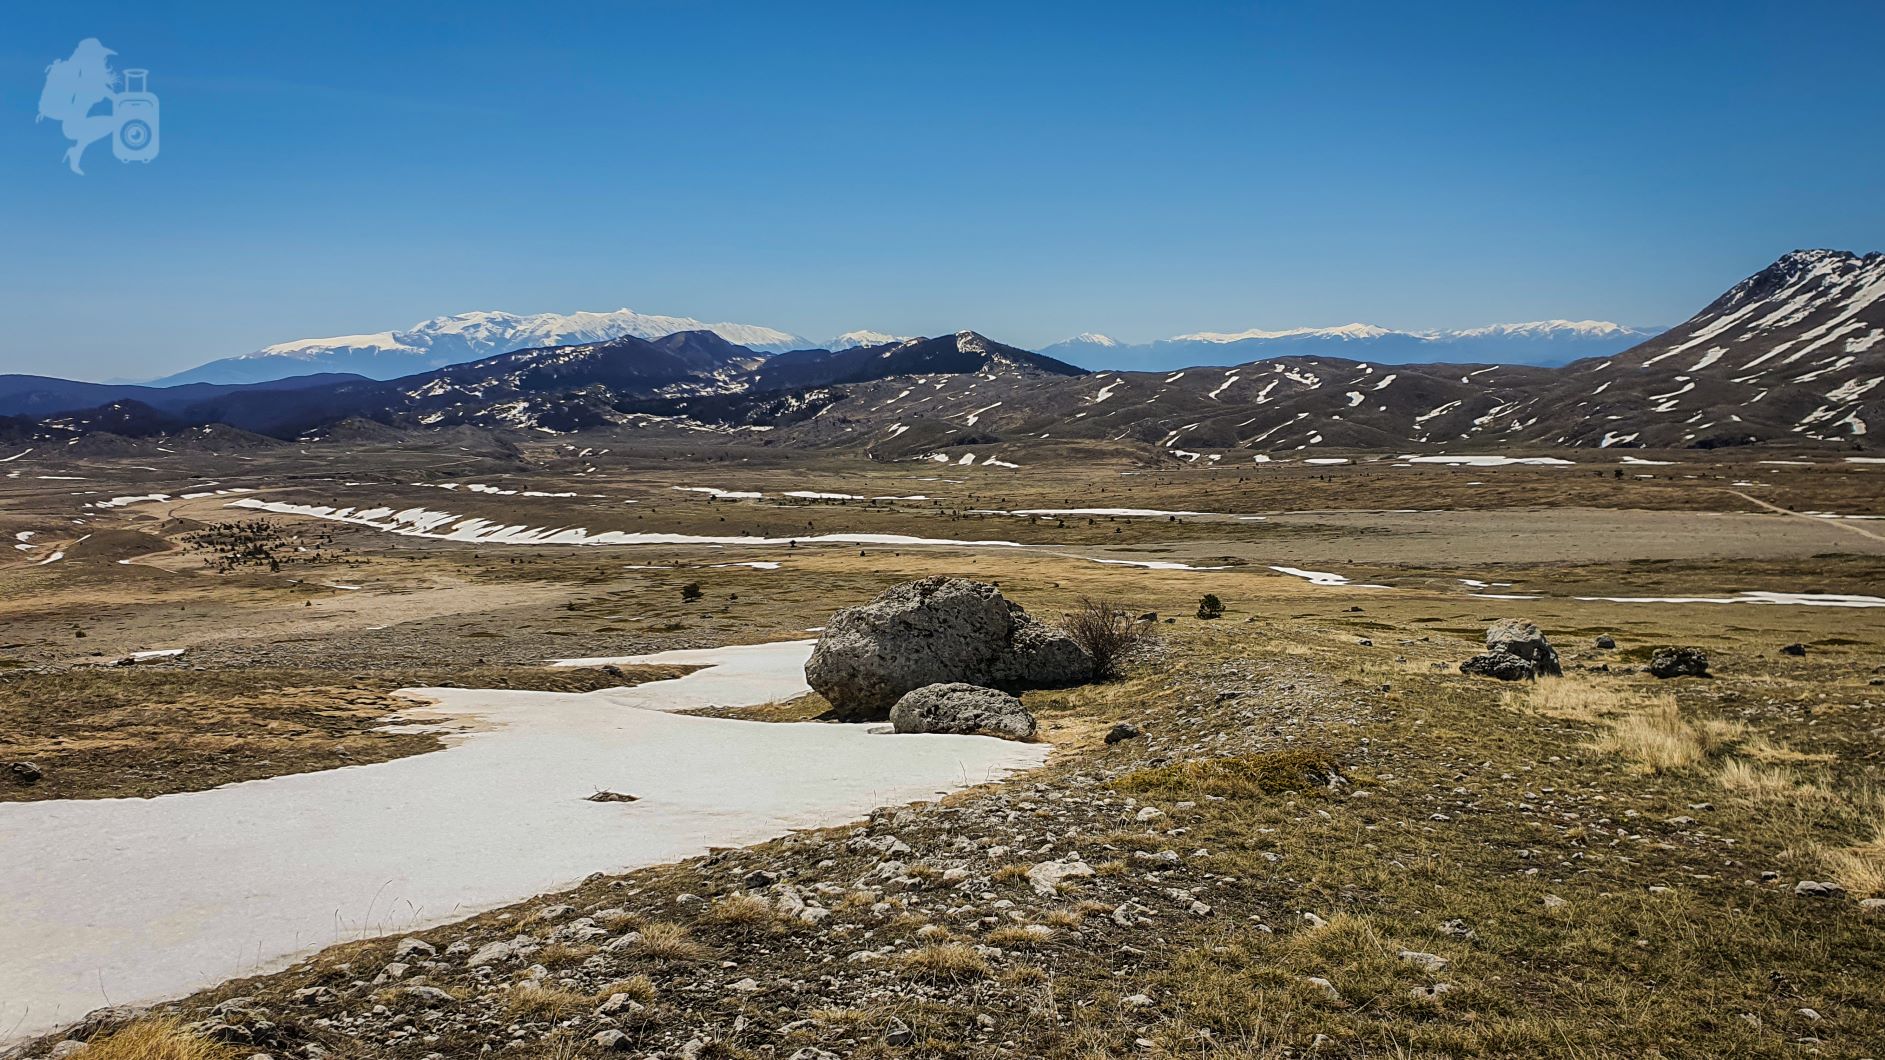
left=1026, top=857, right=1094, bottom=896
left=1648, top=647, right=1709, bottom=679
left=1484, top=620, right=1561, bottom=676
left=1780, top=643, right=1806, bottom=657
left=1105, top=722, right=1143, bottom=745
left=805, top=577, right=1093, bottom=720
left=8, top=761, right=43, bottom=784
left=889, top=683, right=1037, bottom=739
left=1794, top=879, right=1845, bottom=899
left=1460, top=651, right=1534, bottom=681
left=1595, top=635, right=1617, bottom=649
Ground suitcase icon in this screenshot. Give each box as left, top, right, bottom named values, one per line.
left=112, top=68, right=159, bottom=163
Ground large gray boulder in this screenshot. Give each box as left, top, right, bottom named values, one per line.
left=1485, top=619, right=1562, bottom=677
left=890, top=683, right=1037, bottom=739
left=806, top=577, right=1093, bottom=720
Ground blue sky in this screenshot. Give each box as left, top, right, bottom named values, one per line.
left=3, top=1, right=1881, bottom=381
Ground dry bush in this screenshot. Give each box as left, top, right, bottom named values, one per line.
left=899, top=943, right=990, bottom=981
left=1738, top=735, right=1834, bottom=764
left=1820, top=790, right=1885, bottom=898
left=504, top=984, right=591, bottom=1021
left=78, top=1020, right=235, bottom=1060
left=1591, top=697, right=1740, bottom=773
left=701, top=893, right=779, bottom=934
left=531, top=942, right=597, bottom=967
left=1824, top=844, right=1885, bottom=898
left=1716, top=757, right=1792, bottom=796
left=629, top=921, right=710, bottom=961
left=1060, top=597, right=1144, bottom=678
left=836, top=889, right=879, bottom=910
left=1504, top=678, right=1636, bottom=722
left=987, top=923, right=1056, bottom=947
left=595, top=974, right=657, bottom=1004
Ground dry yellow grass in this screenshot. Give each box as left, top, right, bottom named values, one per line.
left=701, top=893, right=779, bottom=934
left=529, top=942, right=596, bottom=966
left=1505, top=677, right=1636, bottom=721
left=594, top=974, right=657, bottom=1004
left=899, top=943, right=990, bottom=981
left=987, top=923, right=1057, bottom=947
left=1717, top=757, right=1805, bottom=798
left=628, top=920, right=709, bottom=961
left=79, top=1019, right=236, bottom=1060
left=1590, top=696, right=1741, bottom=773
left=503, top=983, right=591, bottom=1021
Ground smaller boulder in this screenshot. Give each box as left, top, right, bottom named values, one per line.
left=1460, top=651, right=1535, bottom=681
left=1648, top=647, right=1709, bottom=679
left=8, top=761, right=42, bottom=785
left=1780, top=643, right=1806, bottom=657
left=1595, top=635, right=1616, bottom=650
left=1104, top=722, right=1143, bottom=745
left=889, top=683, right=1037, bottom=740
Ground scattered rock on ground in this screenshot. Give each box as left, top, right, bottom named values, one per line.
left=1105, top=722, right=1143, bottom=744
left=888, top=683, right=1037, bottom=739
left=8, top=761, right=43, bottom=784
left=1780, top=642, right=1806, bottom=657
left=1595, top=635, right=1616, bottom=649
left=805, top=577, right=1093, bottom=720
left=1460, top=651, right=1534, bottom=681
left=1649, top=647, right=1710, bottom=679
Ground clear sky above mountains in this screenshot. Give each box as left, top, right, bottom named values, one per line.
left=3, top=1, right=1881, bottom=380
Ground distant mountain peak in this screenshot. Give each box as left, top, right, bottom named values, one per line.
left=1448, top=320, right=1639, bottom=339
left=1172, top=322, right=1400, bottom=344
left=826, top=330, right=911, bottom=350
left=155, top=308, right=808, bottom=387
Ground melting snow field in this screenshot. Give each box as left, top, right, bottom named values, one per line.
left=0, top=641, right=1047, bottom=1044
left=1571, top=591, right=1885, bottom=608
left=227, top=498, right=1027, bottom=550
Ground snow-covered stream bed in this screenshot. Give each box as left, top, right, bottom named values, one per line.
left=0, top=640, right=1048, bottom=1043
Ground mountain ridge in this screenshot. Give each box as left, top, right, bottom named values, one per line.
left=7, top=251, right=1876, bottom=454
left=151, top=308, right=810, bottom=387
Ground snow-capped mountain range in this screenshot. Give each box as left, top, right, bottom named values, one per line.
left=150, top=306, right=1652, bottom=389
left=1040, top=319, right=1656, bottom=371
left=825, top=330, right=913, bottom=350
left=152, top=309, right=816, bottom=387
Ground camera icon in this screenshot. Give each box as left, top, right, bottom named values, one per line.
left=111, top=68, right=159, bottom=164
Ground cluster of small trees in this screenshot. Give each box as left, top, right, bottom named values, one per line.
left=182, top=520, right=345, bottom=574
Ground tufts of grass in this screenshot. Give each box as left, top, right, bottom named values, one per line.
left=899, top=943, right=990, bottom=981
left=531, top=942, right=597, bottom=967
left=1503, top=676, right=1636, bottom=722
left=594, top=974, right=657, bottom=1004
left=504, top=983, right=591, bottom=1021
left=1114, top=746, right=1336, bottom=799
left=700, top=893, right=780, bottom=935
left=987, top=923, right=1056, bottom=947
left=1590, top=696, right=1741, bottom=774
left=74, top=1020, right=236, bottom=1060
left=627, top=921, right=709, bottom=962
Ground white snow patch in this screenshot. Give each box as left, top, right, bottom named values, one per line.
left=0, top=640, right=1046, bottom=1042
